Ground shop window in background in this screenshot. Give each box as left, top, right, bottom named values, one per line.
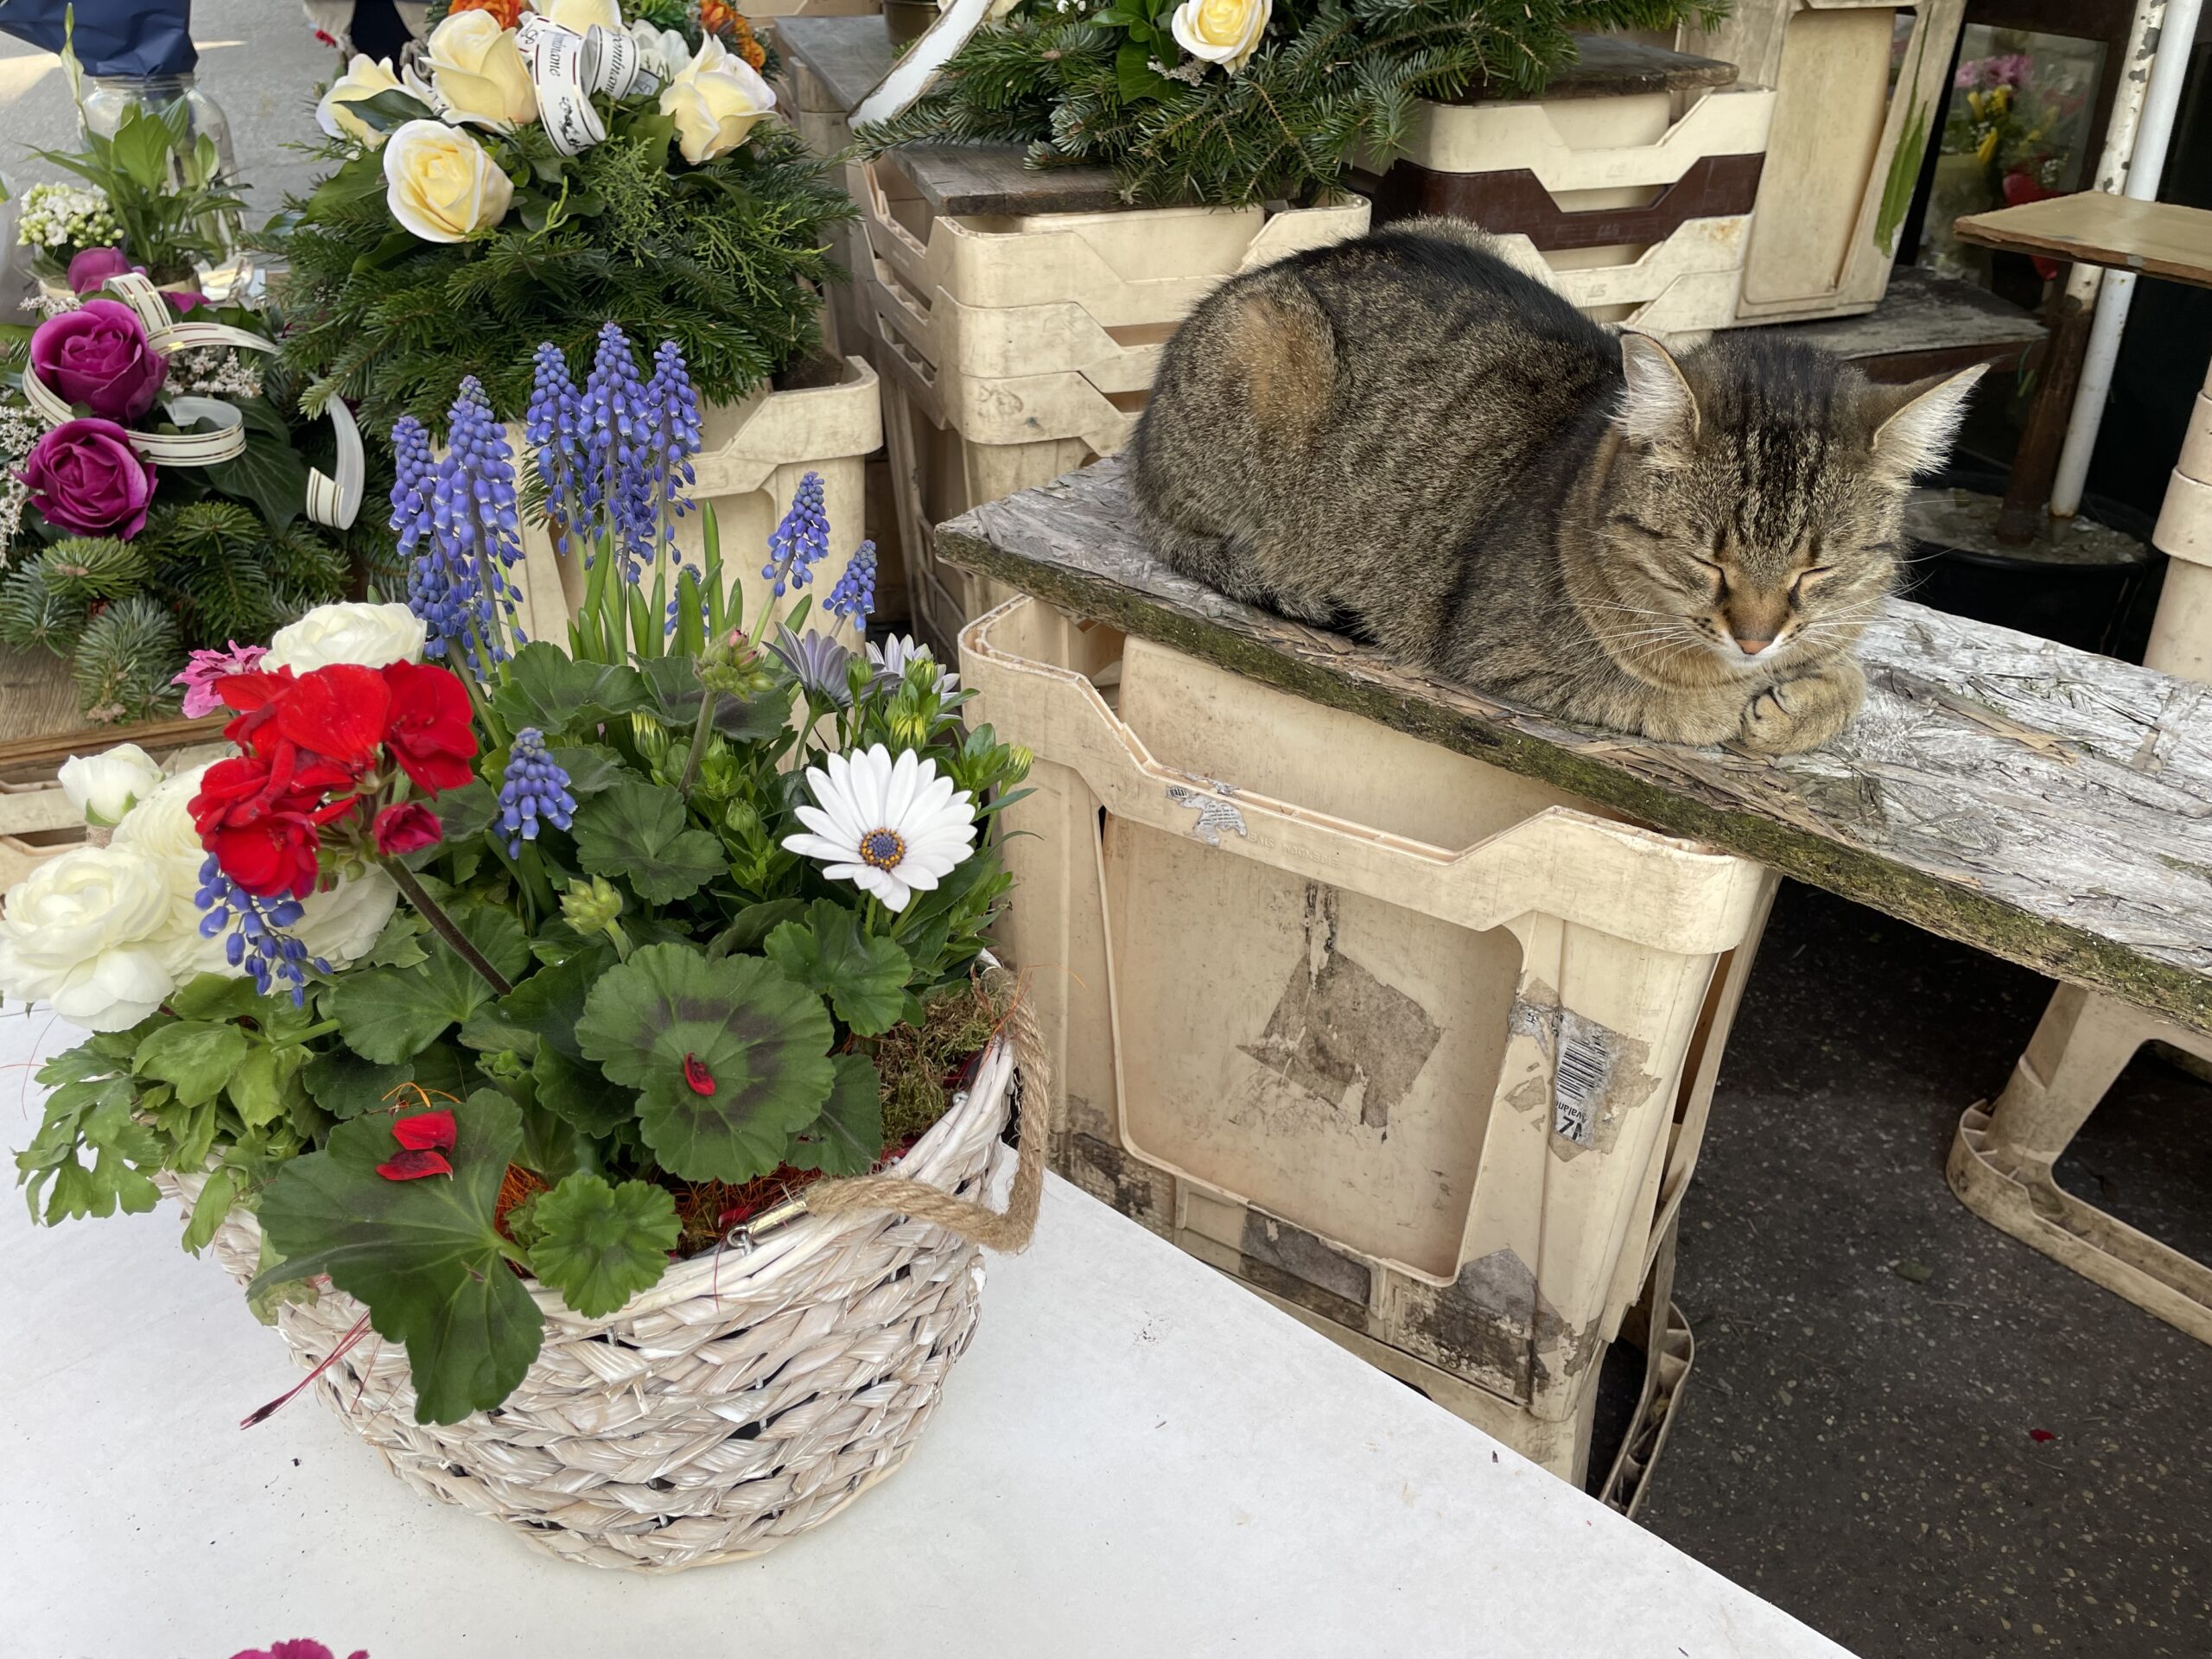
left=1921, top=27, right=2106, bottom=306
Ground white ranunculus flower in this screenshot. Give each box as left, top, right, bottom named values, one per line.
left=0, top=846, right=177, bottom=1030
left=264, top=601, right=429, bottom=673
left=318, top=55, right=406, bottom=149
left=382, top=118, right=516, bottom=244
left=426, top=11, right=539, bottom=127
left=293, top=868, right=400, bottom=969
left=59, top=743, right=164, bottom=828
left=1170, top=0, right=1272, bottom=73
left=659, top=35, right=778, bottom=165
left=783, top=744, right=977, bottom=913
left=534, top=0, right=622, bottom=29
left=628, top=18, right=692, bottom=79
left=114, top=762, right=226, bottom=980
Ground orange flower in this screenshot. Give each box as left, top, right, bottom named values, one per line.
left=701, top=0, right=768, bottom=69
left=447, top=0, right=529, bottom=28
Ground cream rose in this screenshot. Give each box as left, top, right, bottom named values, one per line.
left=384, top=119, right=516, bottom=243
left=533, top=0, right=621, bottom=29
left=427, top=12, right=539, bottom=127
left=659, top=36, right=778, bottom=165
left=628, top=18, right=692, bottom=79
left=318, top=55, right=406, bottom=149
left=264, top=602, right=429, bottom=673
left=0, top=846, right=177, bottom=1030
left=59, top=743, right=164, bottom=828
left=1171, top=0, right=1272, bottom=73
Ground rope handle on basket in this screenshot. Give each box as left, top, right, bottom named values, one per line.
left=739, top=988, right=1051, bottom=1255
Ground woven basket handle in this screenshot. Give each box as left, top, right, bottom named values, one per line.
left=797, top=988, right=1050, bottom=1253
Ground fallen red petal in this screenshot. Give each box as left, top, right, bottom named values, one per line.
left=683, top=1052, right=716, bottom=1096
left=2028, top=1427, right=2056, bottom=1444
left=376, top=1148, right=453, bottom=1181
left=391, top=1108, right=456, bottom=1152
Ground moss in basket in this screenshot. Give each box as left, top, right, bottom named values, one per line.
left=5, top=328, right=1028, bottom=1427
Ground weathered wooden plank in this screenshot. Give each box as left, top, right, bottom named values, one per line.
left=1955, top=194, right=2212, bottom=290
left=770, top=16, right=894, bottom=115
left=938, top=461, right=2212, bottom=1035
left=884, top=144, right=1130, bottom=219
left=1755, top=268, right=2045, bottom=384
left=1467, top=34, right=1738, bottom=101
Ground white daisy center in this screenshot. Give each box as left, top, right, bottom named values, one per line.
left=858, top=828, right=906, bottom=870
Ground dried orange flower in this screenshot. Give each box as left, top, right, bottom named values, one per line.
left=448, top=0, right=529, bottom=27
left=701, top=0, right=768, bottom=69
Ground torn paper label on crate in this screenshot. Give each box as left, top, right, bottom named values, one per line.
left=1166, top=783, right=1248, bottom=847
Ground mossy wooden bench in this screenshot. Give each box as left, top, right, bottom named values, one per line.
left=937, top=459, right=2212, bottom=1347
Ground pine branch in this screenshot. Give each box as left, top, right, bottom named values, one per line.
left=72, top=596, right=182, bottom=723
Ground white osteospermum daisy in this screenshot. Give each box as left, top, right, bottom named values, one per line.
left=867, top=632, right=958, bottom=696
left=784, top=744, right=977, bottom=912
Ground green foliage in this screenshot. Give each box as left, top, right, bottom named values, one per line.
left=38, top=539, right=147, bottom=601
left=524, top=1173, right=681, bottom=1319
left=861, top=0, right=1726, bottom=206
left=35, top=97, right=245, bottom=280
left=572, top=781, right=727, bottom=905
left=255, top=1091, right=543, bottom=1425
left=0, top=562, right=90, bottom=655
left=576, top=944, right=837, bottom=1183
left=268, top=113, right=855, bottom=432
left=787, top=1052, right=887, bottom=1176
left=328, top=906, right=534, bottom=1064
left=766, top=900, right=912, bottom=1037
left=71, top=594, right=181, bottom=723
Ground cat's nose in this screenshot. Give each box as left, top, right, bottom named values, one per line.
left=1731, top=633, right=1773, bottom=657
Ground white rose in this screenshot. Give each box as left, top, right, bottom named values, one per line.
left=114, top=763, right=226, bottom=980
left=426, top=12, right=539, bottom=128
left=317, top=55, right=405, bottom=149
left=264, top=601, right=429, bottom=673
left=533, top=0, right=622, bottom=30
left=628, top=18, right=692, bottom=79
left=59, top=743, right=164, bottom=828
left=1170, top=0, right=1271, bottom=73
left=659, top=35, right=778, bottom=165
left=293, top=868, right=400, bottom=969
left=0, top=847, right=177, bottom=1030
left=383, top=118, right=518, bottom=244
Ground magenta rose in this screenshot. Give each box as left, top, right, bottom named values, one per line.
left=66, top=245, right=141, bottom=296
left=17, top=418, right=158, bottom=538
left=30, top=299, right=168, bottom=423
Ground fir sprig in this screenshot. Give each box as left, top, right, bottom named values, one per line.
left=861, top=0, right=1726, bottom=207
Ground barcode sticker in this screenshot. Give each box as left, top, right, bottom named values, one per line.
left=1552, top=1015, right=1615, bottom=1146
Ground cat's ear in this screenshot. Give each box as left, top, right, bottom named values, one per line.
left=1867, top=364, right=1987, bottom=480
left=1616, top=330, right=1699, bottom=450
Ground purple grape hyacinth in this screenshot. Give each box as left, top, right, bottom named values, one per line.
left=825, top=538, right=877, bottom=626
left=498, top=728, right=577, bottom=857
left=761, top=472, right=829, bottom=599
left=194, top=856, right=325, bottom=1006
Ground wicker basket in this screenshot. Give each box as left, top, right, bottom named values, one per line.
left=168, top=1033, right=1027, bottom=1572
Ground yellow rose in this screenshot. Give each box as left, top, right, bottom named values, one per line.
left=384, top=118, right=516, bottom=243
left=427, top=10, right=538, bottom=127
left=317, top=55, right=404, bottom=149
left=1170, top=0, right=1271, bottom=73
left=531, top=0, right=622, bottom=29
left=658, top=35, right=779, bottom=165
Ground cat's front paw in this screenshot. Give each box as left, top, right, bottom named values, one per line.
left=1738, top=658, right=1866, bottom=754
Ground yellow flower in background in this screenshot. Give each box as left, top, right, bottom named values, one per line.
left=659, top=35, right=779, bottom=164
left=316, top=55, right=404, bottom=149
left=384, top=118, right=516, bottom=242
left=532, top=0, right=622, bottom=29
left=427, top=10, right=538, bottom=127
left=1170, top=0, right=1272, bottom=74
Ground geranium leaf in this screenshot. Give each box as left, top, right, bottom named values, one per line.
left=165, top=972, right=274, bottom=1024
left=327, top=906, right=531, bottom=1064
left=764, top=900, right=910, bottom=1036
left=705, top=896, right=805, bottom=959
left=134, top=1021, right=250, bottom=1109
left=458, top=946, right=612, bottom=1062
left=575, top=944, right=835, bottom=1183
left=226, top=1044, right=298, bottom=1130
left=571, top=782, right=725, bottom=905
left=181, top=1166, right=238, bottom=1254
left=524, top=1173, right=677, bottom=1319
left=491, top=642, right=649, bottom=737
left=547, top=743, right=629, bottom=798
left=302, top=1049, right=416, bottom=1120
left=532, top=1046, right=632, bottom=1137
left=638, top=656, right=789, bottom=741
left=254, top=1089, right=542, bottom=1425
left=786, top=1052, right=885, bottom=1176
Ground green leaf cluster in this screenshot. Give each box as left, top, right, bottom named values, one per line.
left=860, top=0, right=1726, bottom=207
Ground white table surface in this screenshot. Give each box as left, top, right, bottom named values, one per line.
left=0, top=1009, right=1854, bottom=1659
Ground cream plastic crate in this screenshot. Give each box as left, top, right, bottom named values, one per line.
left=1489, top=213, right=1751, bottom=338
left=772, top=54, right=871, bottom=365
left=961, top=596, right=1777, bottom=1483
left=869, top=245, right=1172, bottom=387
left=507, top=354, right=883, bottom=653
left=1673, top=0, right=1968, bottom=323
left=1397, top=84, right=1774, bottom=211
left=858, top=155, right=1370, bottom=323
left=0, top=730, right=228, bottom=894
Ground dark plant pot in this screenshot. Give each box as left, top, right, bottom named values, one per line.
left=885, top=0, right=938, bottom=45
left=1904, top=461, right=2163, bottom=661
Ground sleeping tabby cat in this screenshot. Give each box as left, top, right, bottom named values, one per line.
left=1128, top=217, right=1982, bottom=753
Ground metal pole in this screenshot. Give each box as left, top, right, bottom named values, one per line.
left=2050, top=0, right=2204, bottom=518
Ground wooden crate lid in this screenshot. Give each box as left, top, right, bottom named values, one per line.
left=1955, top=193, right=2212, bottom=289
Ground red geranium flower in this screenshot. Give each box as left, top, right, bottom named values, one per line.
left=391, top=1108, right=455, bottom=1151
left=372, top=801, right=442, bottom=856
left=376, top=1148, right=453, bottom=1181
left=380, top=662, right=478, bottom=794
left=271, top=664, right=393, bottom=769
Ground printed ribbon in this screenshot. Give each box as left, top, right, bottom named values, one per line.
left=22, top=272, right=364, bottom=531
left=514, top=17, right=662, bottom=157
